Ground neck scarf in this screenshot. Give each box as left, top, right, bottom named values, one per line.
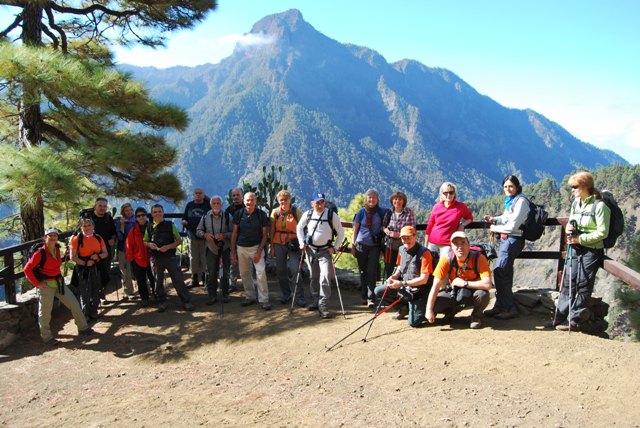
left=504, top=195, right=517, bottom=211
left=365, top=205, right=378, bottom=228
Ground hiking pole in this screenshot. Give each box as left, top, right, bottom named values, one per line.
left=567, top=243, right=574, bottom=332
left=330, top=255, right=347, bottom=319
left=325, top=297, right=402, bottom=352
left=219, top=255, right=224, bottom=319
left=289, top=250, right=306, bottom=315
left=332, top=238, right=349, bottom=265
left=363, top=284, right=390, bottom=342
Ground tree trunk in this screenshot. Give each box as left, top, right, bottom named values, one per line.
left=18, top=4, right=45, bottom=242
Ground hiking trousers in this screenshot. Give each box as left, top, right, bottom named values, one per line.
left=556, top=246, right=602, bottom=324
left=493, top=235, right=525, bottom=312
left=237, top=245, right=269, bottom=304
left=306, top=247, right=334, bottom=309
left=273, top=244, right=304, bottom=302
left=38, top=282, right=89, bottom=342
left=152, top=253, right=191, bottom=304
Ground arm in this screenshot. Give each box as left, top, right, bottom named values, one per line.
left=23, top=250, right=43, bottom=287
left=254, top=225, right=269, bottom=263
left=333, top=213, right=345, bottom=255
left=490, top=197, right=529, bottom=234
left=230, top=224, right=239, bottom=264
left=578, top=201, right=611, bottom=246
left=181, top=203, right=189, bottom=226
left=351, top=222, right=360, bottom=256
left=426, top=276, right=445, bottom=323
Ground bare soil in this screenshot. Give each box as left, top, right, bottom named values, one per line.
left=2, top=274, right=640, bottom=428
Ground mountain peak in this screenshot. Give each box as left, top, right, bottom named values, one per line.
left=250, top=9, right=311, bottom=37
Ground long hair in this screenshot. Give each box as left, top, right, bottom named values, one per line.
left=568, top=171, right=602, bottom=199
left=502, top=175, right=522, bottom=194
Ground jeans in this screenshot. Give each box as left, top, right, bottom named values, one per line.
left=355, top=243, right=380, bottom=301
left=374, top=284, right=427, bottom=327
left=131, top=260, right=152, bottom=302
left=205, top=248, right=230, bottom=299
left=493, top=236, right=525, bottom=311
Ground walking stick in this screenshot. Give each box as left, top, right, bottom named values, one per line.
left=325, top=297, right=402, bottom=352
left=331, top=256, right=347, bottom=319
left=567, top=244, right=574, bottom=332
left=553, top=244, right=572, bottom=325
left=363, top=284, right=390, bottom=342
left=332, top=238, right=349, bottom=265
left=219, top=255, right=224, bottom=319
left=289, top=250, right=306, bottom=315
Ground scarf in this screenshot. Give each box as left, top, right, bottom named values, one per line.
left=504, top=195, right=517, bottom=211
left=365, top=205, right=378, bottom=228
left=124, top=215, right=136, bottom=226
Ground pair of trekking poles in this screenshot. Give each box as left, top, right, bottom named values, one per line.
left=553, top=220, right=578, bottom=331
left=287, top=242, right=347, bottom=319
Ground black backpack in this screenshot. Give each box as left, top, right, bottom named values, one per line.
left=517, top=195, right=548, bottom=241
left=590, top=190, right=624, bottom=249
left=26, top=243, right=61, bottom=281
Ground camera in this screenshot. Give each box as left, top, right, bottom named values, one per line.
left=213, top=238, right=224, bottom=249
left=79, top=208, right=93, bottom=218
left=287, top=239, right=300, bottom=252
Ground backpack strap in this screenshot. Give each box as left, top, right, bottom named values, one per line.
left=448, top=250, right=480, bottom=280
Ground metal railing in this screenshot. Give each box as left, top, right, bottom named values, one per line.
left=2, top=215, right=639, bottom=304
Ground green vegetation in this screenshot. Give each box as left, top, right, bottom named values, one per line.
left=0, top=1, right=216, bottom=242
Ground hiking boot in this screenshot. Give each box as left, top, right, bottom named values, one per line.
left=441, top=309, right=456, bottom=324
left=241, top=299, right=257, bottom=307
left=262, top=303, right=272, bottom=311
left=319, top=308, right=334, bottom=319
left=307, top=302, right=319, bottom=311
left=555, top=322, right=580, bottom=332
left=157, top=302, right=167, bottom=313
left=367, top=299, right=376, bottom=309
left=494, top=308, right=519, bottom=320
left=483, top=306, right=503, bottom=317
left=295, top=298, right=307, bottom=307
left=141, top=300, right=149, bottom=308
left=222, top=296, right=231, bottom=303
left=469, top=318, right=483, bottom=329
left=79, top=328, right=95, bottom=336
left=45, top=338, right=60, bottom=346
left=544, top=319, right=562, bottom=329
left=279, top=296, right=292, bottom=304
left=183, top=302, right=195, bottom=311
left=188, top=276, right=199, bottom=289
left=206, top=297, right=218, bottom=306
left=392, top=305, right=409, bottom=320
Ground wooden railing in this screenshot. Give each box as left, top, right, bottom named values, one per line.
left=2, top=215, right=639, bottom=304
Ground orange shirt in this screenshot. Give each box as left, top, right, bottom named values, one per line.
left=433, top=251, right=491, bottom=282
left=70, top=235, right=105, bottom=258
left=395, top=248, right=433, bottom=276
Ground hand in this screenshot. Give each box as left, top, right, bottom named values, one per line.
left=387, top=279, right=401, bottom=289
left=252, top=251, right=262, bottom=263
left=231, top=253, right=237, bottom=265
left=148, top=242, right=158, bottom=251
left=159, top=245, right=169, bottom=253
left=350, top=246, right=356, bottom=256
left=86, top=259, right=94, bottom=267
left=483, top=215, right=493, bottom=223
left=426, top=309, right=436, bottom=324
left=567, top=236, right=579, bottom=245
left=120, top=217, right=125, bottom=227
left=204, top=233, right=214, bottom=242
left=328, top=247, right=336, bottom=255
left=450, top=277, right=465, bottom=288
left=182, top=219, right=188, bottom=226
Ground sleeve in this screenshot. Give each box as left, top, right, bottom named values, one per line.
left=477, top=254, right=492, bottom=279
left=353, top=209, right=364, bottom=225
left=100, top=237, right=107, bottom=251
left=579, top=201, right=611, bottom=246
left=107, top=217, right=117, bottom=241
left=296, top=211, right=308, bottom=245
left=426, top=204, right=438, bottom=235
left=333, top=213, right=345, bottom=250
left=23, top=249, right=43, bottom=286
left=182, top=202, right=190, bottom=222
left=116, top=217, right=125, bottom=242
left=196, top=215, right=206, bottom=238
left=460, top=203, right=474, bottom=221
left=420, top=250, right=433, bottom=275
left=69, top=235, right=78, bottom=252
left=407, top=210, right=416, bottom=228
left=125, top=230, right=134, bottom=262
left=432, top=256, right=450, bottom=281
left=492, top=197, right=529, bottom=234
left=261, top=210, right=271, bottom=227
left=143, top=226, right=150, bottom=242
left=171, top=223, right=181, bottom=241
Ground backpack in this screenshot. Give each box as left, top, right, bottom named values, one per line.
left=517, top=194, right=548, bottom=241
left=76, top=232, right=104, bottom=250
left=590, top=190, right=624, bottom=249
left=304, top=208, right=337, bottom=246
left=27, top=243, right=48, bottom=281
left=274, top=206, right=300, bottom=222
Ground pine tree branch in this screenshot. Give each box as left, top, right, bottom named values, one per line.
left=0, top=12, right=23, bottom=39
left=41, top=121, right=76, bottom=146
left=40, top=23, right=59, bottom=50
left=48, top=2, right=140, bottom=19
left=44, top=5, right=67, bottom=52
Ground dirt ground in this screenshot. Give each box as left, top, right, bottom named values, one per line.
left=1, top=272, right=640, bottom=428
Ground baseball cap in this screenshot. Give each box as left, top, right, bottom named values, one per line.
left=400, top=226, right=416, bottom=237
left=311, top=192, right=326, bottom=202
left=44, top=227, right=61, bottom=236
left=450, top=231, right=468, bottom=243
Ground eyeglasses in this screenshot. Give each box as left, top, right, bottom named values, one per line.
left=570, top=185, right=580, bottom=189
left=136, top=214, right=147, bottom=217
left=442, top=191, right=455, bottom=196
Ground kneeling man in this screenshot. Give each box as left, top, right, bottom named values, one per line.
left=426, top=232, right=491, bottom=329
left=374, top=226, right=433, bottom=327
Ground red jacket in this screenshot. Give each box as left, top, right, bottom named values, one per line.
left=126, top=223, right=150, bottom=268
left=24, top=244, right=62, bottom=287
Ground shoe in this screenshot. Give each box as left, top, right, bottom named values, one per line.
left=494, top=308, right=519, bottom=320
left=367, top=299, right=376, bottom=309
left=544, top=320, right=562, bottom=329
left=241, top=299, right=257, bottom=307
left=307, top=302, right=319, bottom=311
left=483, top=306, right=503, bottom=317
left=262, top=303, right=272, bottom=311
left=361, top=299, right=368, bottom=306
left=319, top=308, right=334, bottom=319
left=469, top=318, right=482, bottom=329
left=392, top=305, right=409, bottom=320
left=441, top=309, right=456, bottom=324
left=79, top=328, right=95, bottom=336
left=206, top=297, right=218, bottom=306
left=295, top=299, right=307, bottom=308
left=183, top=303, right=195, bottom=311
left=122, top=295, right=130, bottom=302
left=141, top=300, right=149, bottom=308
left=45, top=338, right=60, bottom=346
left=279, top=296, right=292, bottom=304
left=157, top=302, right=167, bottom=313
left=555, top=322, right=580, bottom=332
left=222, top=296, right=230, bottom=303
left=100, top=298, right=112, bottom=305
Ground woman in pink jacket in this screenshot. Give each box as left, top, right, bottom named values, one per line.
left=424, top=182, right=473, bottom=258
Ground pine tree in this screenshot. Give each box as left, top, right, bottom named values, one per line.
left=0, top=1, right=216, bottom=242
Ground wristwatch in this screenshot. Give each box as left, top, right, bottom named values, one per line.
left=463, top=281, right=469, bottom=288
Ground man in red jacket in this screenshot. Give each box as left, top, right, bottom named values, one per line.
left=24, top=228, right=94, bottom=345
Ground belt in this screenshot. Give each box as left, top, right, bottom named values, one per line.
left=500, top=233, right=524, bottom=240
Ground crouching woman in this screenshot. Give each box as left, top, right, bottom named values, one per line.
left=24, top=227, right=93, bottom=345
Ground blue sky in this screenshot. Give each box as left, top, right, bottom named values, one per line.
left=5, top=1, right=639, bottom=164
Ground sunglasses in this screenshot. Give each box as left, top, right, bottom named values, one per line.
left=136, top=213, right=147, bottom=217
left=442, top=191, right=455, bottom=196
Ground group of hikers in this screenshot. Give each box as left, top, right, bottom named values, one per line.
left=24, top=171, right=612, bottom=346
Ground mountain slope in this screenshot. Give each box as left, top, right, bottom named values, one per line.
left=124, top=9, right=626, bottom=208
